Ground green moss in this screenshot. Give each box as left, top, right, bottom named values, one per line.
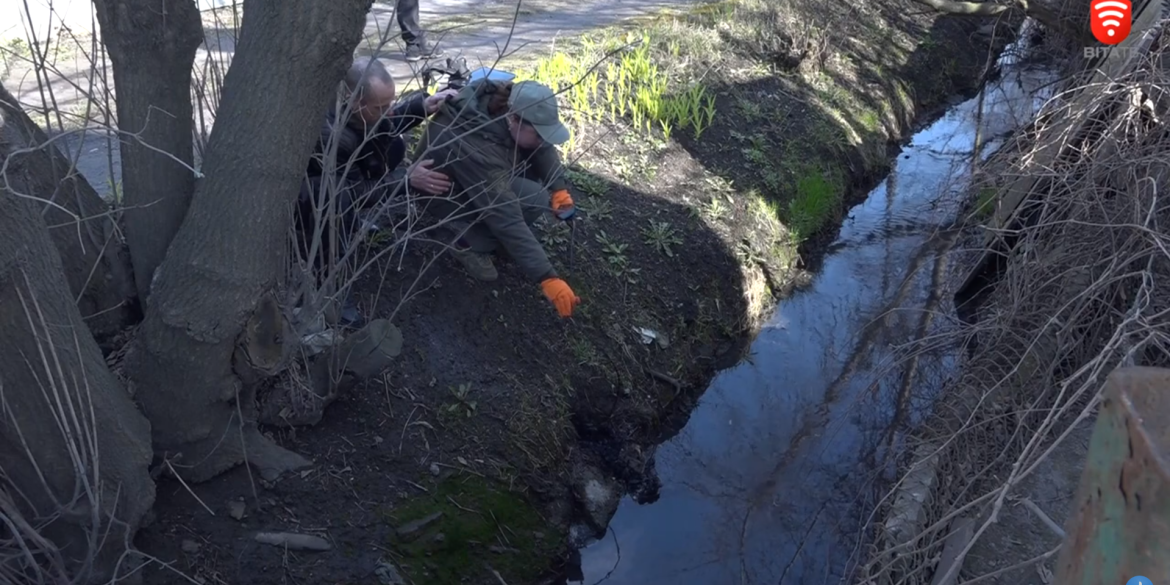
left=787, top=165, right=845, bottom=241
left=386, top=475, right=563, bottom=584
left=973, top=186, right=998, bottom=218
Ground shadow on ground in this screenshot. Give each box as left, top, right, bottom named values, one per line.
left=135, top=168, right=754, bottom=584
left=118, top=4, right=1017, bottom=585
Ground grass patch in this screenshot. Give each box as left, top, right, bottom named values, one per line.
left=387, top=475, right=562, bottom=584
left=566, top=167, right=611, bottom=198
left=0, top=37, right=30, bottom=82
left=517, top=32, right=717, bottom=152
left=973, top=185, right=998, bottom=218
left=787, top=165, right=845, bottom=241
left=503, top=0, right=925, bottom=268
left=641, top=218, right=683, bottom=257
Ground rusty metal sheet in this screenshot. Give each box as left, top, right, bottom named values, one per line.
left=1054, top=366, right=1170, bottom=584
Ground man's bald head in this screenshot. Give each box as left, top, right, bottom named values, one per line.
left=345, top=56, right=396, bottom=125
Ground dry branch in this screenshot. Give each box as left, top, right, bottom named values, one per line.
left=861, top=22, right=1170, bottom=585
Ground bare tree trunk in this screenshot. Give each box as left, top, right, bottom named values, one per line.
left=910, top=0, right=1091, bottom=45
left=92, top=0, right=203, bottom=306
left=126, top=0, right=375, bottom=483
left=0, top=83, right=138, bottom=345
left=0, top=120, right=155, bottom=582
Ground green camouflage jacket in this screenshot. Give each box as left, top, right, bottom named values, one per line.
left=415, top=79, right=570, bottom=282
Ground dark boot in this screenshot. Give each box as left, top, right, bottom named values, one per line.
left=405, top=38, right=444, bottom=62
left=451, top=246, right=498, bottom=282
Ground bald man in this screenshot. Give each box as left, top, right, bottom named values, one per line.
left=297, top=56, right=456, bottom=326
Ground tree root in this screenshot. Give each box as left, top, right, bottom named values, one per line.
left=258, top=319, right=402, bottom=427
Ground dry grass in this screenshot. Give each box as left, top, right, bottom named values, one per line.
left=859, top=25, right=1170, bottom=585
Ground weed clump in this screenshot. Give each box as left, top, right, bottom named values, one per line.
left=788, top=166, right=844, bottom=241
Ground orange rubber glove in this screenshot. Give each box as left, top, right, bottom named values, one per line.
left=551, top=189, right=576, bottom=221
left=541, top=277, right=581, bottom=318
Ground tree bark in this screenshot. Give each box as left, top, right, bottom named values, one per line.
left=126, top=0, right=375, bottom=483
left=910, top=0, right=1092, bottom=45
left=92, top=0, right=203, bottom=306
left=0, top=83, right=138, bottom=345
left=0, top=117, right=155, bottom=583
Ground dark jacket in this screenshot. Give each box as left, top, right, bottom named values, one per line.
left=303, top=94, right=428, bottom=205
left=297, top=95, right=427, bottom=265
left=414, top=79, right=570, bottom=282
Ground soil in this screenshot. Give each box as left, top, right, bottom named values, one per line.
left=129, top=1, right=1005, bottom=584
left=959, top=419, right=1094, bottom=584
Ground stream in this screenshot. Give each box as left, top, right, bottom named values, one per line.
left=569, top=32, right=1057, bottom=585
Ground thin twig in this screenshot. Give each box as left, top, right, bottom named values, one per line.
left=166, top=460, right=216, bottom=517
left=485, top=562, right=510, bottom=585
left=959, top=544, right=1062, bottom=585
left=1017, top=497, right=1066, bottom=539
left=447, top=495, right=483, bottom=515
left=589, top=526, right=621, bottom=585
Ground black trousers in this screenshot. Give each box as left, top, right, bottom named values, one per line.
left=396, top=0, right=423, bottom=44
left=296, top=137, right=407, bottom=278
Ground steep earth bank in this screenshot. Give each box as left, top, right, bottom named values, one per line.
left=135, top=1, right=1013, bottom=583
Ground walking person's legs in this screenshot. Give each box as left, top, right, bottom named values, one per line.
left=395, top=0, right=443, bottom=61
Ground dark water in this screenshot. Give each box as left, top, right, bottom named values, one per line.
left=570, top=36, right=1057, bottom=585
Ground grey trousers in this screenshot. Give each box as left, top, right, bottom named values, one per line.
left=439, top=177, right=547, bottom=254
left=396, top=0, right=423, bottom=44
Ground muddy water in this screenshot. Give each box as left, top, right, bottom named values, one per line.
left=569, top=37, right=1056, bottom=585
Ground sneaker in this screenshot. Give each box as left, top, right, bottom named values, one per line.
left=405, top=39, right=444, bottom=62
left=452, top=247, right=498, bottom=282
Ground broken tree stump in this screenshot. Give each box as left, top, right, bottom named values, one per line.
left=257, top=319, right=402, bottom=427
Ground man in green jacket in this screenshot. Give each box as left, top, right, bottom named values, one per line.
left=411, top=78, right=582, bottom=318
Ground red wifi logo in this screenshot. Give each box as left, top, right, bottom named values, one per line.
left=1091, top=0, right=1132, bottom=45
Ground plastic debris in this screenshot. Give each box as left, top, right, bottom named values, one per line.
left=635, top=327, right=670, bottom=349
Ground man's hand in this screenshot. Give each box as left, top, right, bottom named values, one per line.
left=409, top=159, right=452, bottom=195
left=424, top=89, right=459, bottom=114
left=541, top=278, right=581, bottom=318
left=551, top=189, right=576, bottom=221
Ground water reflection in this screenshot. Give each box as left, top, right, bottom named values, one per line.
left=572, top=34, right=1057, bottom=585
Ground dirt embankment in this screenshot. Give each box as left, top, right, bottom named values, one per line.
left=138, top=2, right=1008, bottom=583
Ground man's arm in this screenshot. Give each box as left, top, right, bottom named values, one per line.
left=382, top=94, right=429, bottom=136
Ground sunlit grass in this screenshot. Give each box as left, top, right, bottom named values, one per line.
left=517, top=30, right=717, bottom=153
left=788, top=166, right=844, bottom=241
